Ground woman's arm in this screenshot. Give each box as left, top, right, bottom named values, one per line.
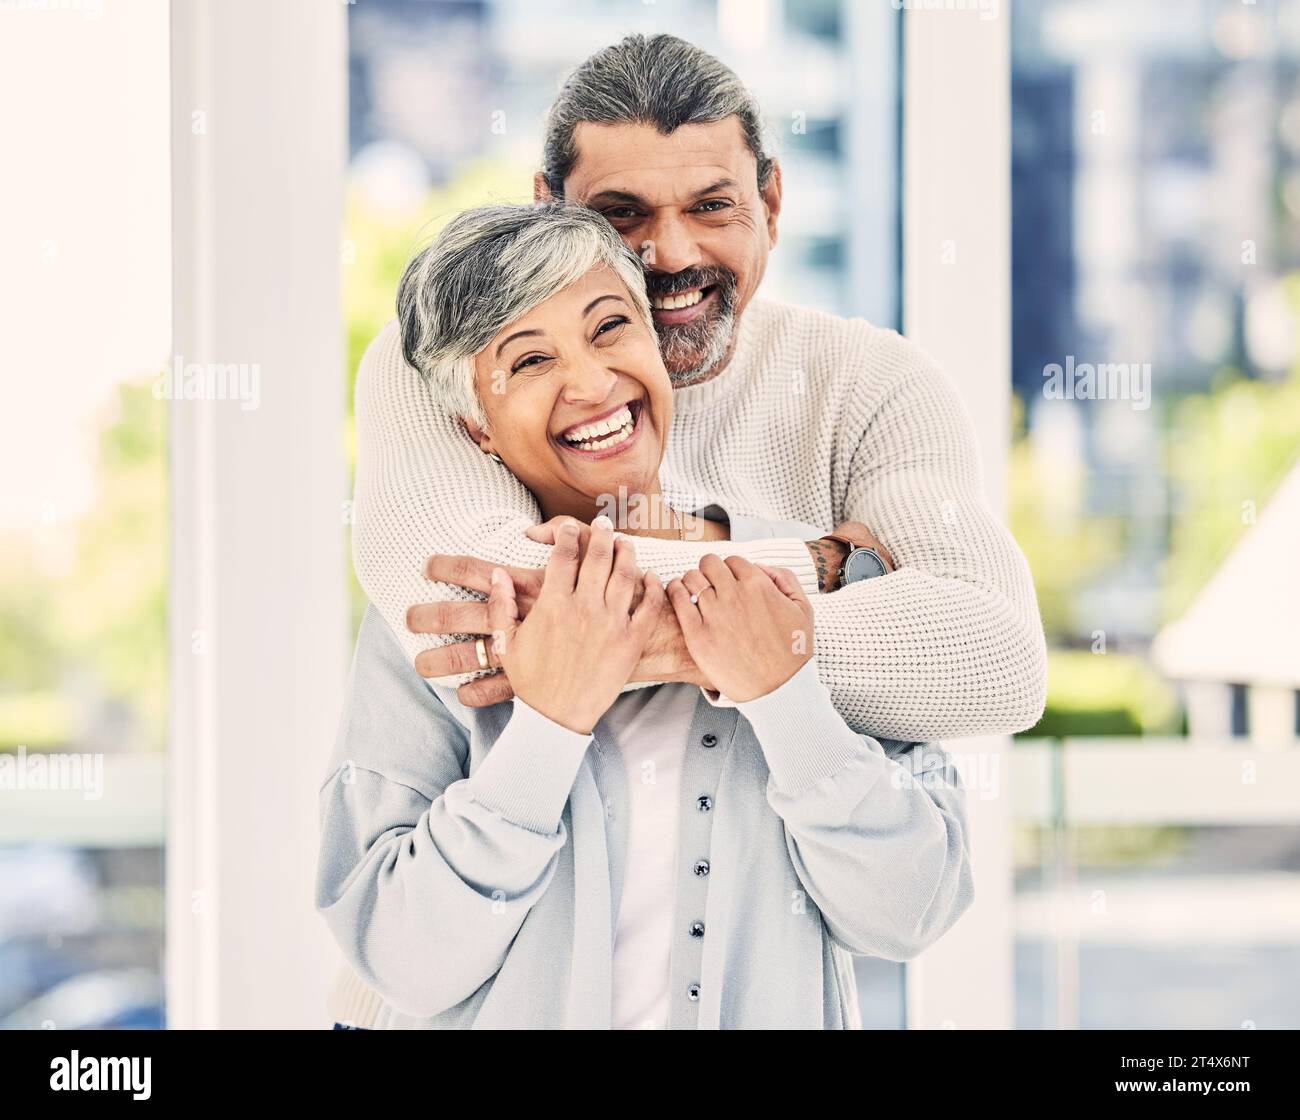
left=666, top=557, right=973, bottom=959
left=314, top=605, right=593, bottom=1018
left=731, top=660, right=974, bottom=960
left=318, top=526, right=663, bottom=1018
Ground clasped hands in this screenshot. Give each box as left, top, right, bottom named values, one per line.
left=406, top=516, right=815, bottom=733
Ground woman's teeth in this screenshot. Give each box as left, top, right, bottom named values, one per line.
left=651, top=288, right=704, bottom=311
left=563, top=404, right=635, bottom=451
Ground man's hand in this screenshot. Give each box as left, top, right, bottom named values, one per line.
left=629, top=601, right=713, bottom=689
left=666, top=554, right=814, bottom=702
left=525, top=514, right=592, bottom=552
left=407, top=555, right=543, bottom=706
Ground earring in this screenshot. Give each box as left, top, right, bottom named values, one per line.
left=489, top=451, right=503, bottom=464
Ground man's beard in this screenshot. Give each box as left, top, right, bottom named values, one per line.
left=644, top=267, right=738, bottom=385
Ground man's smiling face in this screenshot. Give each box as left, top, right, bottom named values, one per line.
left=544, top=116, right=782, bottom=385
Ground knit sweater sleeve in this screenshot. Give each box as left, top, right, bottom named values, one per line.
left=352, top=319, right=817, bottom=668
left=810, top=328, right=1048, bottom=740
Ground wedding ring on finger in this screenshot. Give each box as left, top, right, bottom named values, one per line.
left=682, top=570, right=713, bottom=606
left=475, top=637, right=490, bottom=671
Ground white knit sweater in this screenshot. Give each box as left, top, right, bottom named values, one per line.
left=351, top=296, right=1047, bottom=741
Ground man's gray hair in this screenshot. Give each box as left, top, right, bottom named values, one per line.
left=397, top=203, right=653, bottom=429
left=541, top=33, right=773, bottom=198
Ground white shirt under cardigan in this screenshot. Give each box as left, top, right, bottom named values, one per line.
left=600, top=509, right=832, bottom=1030
left=600, top=682, right=697, bottom=1029
left=350, top=296, right=1048, bottom=743
left=316, top=605, right=975, bottom=1030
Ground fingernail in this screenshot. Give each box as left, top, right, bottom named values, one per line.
left=593, top=514, right=613, bottom=529
left=491, top=567, right=505, bottom=584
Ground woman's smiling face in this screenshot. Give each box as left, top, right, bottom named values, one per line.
left=469, top=266, right=672, bottom=520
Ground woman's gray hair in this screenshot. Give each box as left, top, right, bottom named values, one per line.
left=397, top=202, right=653, bottom=429
left=541, top=33, right=773, bottom=199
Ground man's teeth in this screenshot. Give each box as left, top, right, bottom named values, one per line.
left=563, top=405, right=635, bottom=450
left=651, top=288, right=705, bottom=311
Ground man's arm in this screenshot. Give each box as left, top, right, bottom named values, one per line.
left=356, top=317, right=1045, bottom=741
left=803, top=330, right=1048, bottom=740
left=352, top=319, right=820, bottom=665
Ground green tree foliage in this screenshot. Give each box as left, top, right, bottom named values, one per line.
left=1163, top=365, right=1300, bottom=623
left=0, top=380, right=165, bottom=751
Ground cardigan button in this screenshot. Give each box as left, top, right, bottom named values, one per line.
left=693, top=859, right=710, bottom=877
left=696, top=794, right=713, bottom=812
left=687, top=983, right=701, bottom=1002
left=701, top=733, right=718, bottom=748
left=689, top=921, right=705, bottom=938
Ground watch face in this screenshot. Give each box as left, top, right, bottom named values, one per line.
left=844, top=547, right=888, bottom=583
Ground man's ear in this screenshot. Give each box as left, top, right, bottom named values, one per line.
left=533, top=170, right=554, bottom=202
left=761, top=158, right=783, bottom=247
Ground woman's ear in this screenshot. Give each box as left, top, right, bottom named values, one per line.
left=461, top=416, right=500, bottom=460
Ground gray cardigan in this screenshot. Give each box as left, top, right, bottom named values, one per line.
left=314, top=598, right=975, bottom=1029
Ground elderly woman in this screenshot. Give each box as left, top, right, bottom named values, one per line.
left=314, top=203, right=973, bottom=1030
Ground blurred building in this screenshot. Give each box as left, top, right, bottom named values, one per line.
left=1013, top=0, right=1300, bottom=649
left=346, top=0, right=900, bottom=327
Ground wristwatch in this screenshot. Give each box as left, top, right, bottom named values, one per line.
left=820, top=532, right=891, bottom=588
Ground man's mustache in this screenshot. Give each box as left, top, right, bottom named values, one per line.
left=643, top=266, right=736, bottom=302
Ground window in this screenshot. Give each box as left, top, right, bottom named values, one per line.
left=1011, top=0, right=1300, bottom=1027
left=0, top=1, right=170, bottom=1029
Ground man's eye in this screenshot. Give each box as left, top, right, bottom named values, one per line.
left=694, top=199, right=731, bottom=213
left=511, top=354, right=549, bottom=373
left=604, top=207, right=640, bottom=221
left=594, top=315, right=629, bottom=339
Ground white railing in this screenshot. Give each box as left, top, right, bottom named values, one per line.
left=1014, top=737, right=1300, bottom=825
left=1012, top=736, right=1300, bottom=1029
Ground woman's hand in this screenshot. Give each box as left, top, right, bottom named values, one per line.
left=667, top=555, right=814, bottom=702
left=488, top=517, right=665, bottom=734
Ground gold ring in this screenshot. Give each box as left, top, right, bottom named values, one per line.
left=475, top=637, right=490, bottom=671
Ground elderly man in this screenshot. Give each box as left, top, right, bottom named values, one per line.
left=350, top=32, right=1046, bottom=742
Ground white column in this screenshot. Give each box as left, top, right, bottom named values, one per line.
left=902, top=3, right=1015, bottom=1029
left=1184, top=681, right=1232, bottom=740
left=168, top=0, right=348, bottom=1028
left=1248, top=685, right=1297, bottom=749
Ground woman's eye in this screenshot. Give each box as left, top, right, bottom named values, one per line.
left=511, top=353, right=549, bottom=374
left=594, top=316, right=629, bottom=339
